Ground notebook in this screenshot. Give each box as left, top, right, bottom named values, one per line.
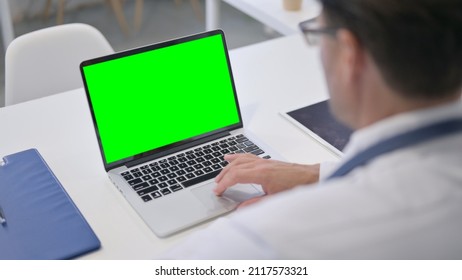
left=80, top=30, right=280, bottom=237
left=0, top=149, right=100, bottom=259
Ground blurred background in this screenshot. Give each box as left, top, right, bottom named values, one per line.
left=0, top=0, right=282, bottom=106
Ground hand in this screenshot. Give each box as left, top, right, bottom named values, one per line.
left=214, top=153, right=320, bottom=196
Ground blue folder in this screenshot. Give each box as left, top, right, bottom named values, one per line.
left=0, top=149, right=100, bottom=259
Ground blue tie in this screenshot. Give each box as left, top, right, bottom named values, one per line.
left=327, top=118, right=462, bottom=180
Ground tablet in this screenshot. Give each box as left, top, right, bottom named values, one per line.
left=281, top=99, right=352, bottom=156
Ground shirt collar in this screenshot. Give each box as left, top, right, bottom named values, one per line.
left=342, top=99, right=462, bottom=161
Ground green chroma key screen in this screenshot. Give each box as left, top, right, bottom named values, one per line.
left=82, top=33, right=240, bottom=164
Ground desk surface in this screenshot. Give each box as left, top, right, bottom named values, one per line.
left=0, top=35, right=337, bottom=259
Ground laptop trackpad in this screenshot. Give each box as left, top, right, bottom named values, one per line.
left=222, top=183, right=264, bottom=202
left=191, top=182, right=263, bottom=211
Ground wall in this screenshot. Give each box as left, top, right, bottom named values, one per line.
left=9, top=0, right=100, bottom=23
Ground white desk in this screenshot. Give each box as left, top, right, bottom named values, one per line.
left=0, top=35, right=337, bottom=259
left=206, top=0, right=321, bottom=35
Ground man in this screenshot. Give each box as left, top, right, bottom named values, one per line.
left=163, top=0, right=462, bottom=259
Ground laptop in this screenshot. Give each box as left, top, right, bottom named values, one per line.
left=80, top=30, right=279, bottom=237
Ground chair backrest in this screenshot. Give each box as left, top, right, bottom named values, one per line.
left=5, top=23, right=114, bottom=106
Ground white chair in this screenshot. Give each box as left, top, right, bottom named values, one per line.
left=5, top=23, right=114, bottom=106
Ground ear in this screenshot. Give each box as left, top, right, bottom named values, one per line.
left=336, top=29, right=365, bottom=85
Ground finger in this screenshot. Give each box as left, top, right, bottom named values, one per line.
left=225, top=153, right=258, bottom=162
left=214, top=154, right=240, bottom=182
left=223, top=153, right=240, bottom=161
left=215, top=154, right=252, bottom=183
left=214, top=167, right=261, bottom=195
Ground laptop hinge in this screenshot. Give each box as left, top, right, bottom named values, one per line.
left=125, top=131, right=231, bottom=168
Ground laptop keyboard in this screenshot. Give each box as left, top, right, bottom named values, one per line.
left=120, top=134, right=271, bottom=202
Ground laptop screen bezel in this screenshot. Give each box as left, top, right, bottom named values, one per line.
left=80, top=30, right=244, bottom=171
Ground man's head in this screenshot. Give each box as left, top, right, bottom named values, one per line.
left=314, top=0, right=462, bottom=128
